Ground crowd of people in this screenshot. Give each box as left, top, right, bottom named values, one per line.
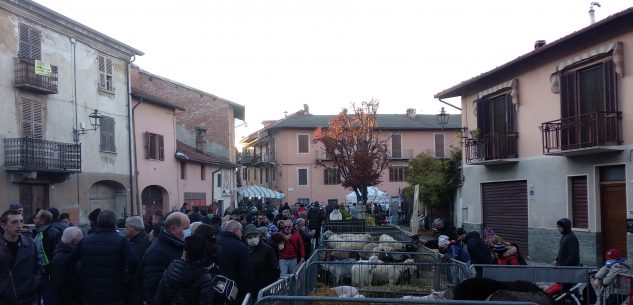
left=0, top=200, right=327, bottom=305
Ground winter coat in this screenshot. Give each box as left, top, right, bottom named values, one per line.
left=33, top=224, right=62, bottom=269
left=50, top=242, right=81, bottom=305
left=278, top=229, right=305, bottom=260
left=445, top=243, right=470, bottom=263
left=594, top=258, right=631, bottom=295
left=556, top=218, right=580, bottom=266
left=298, top=227, right=312, bottom=257
left=154, top=259, right=215, bottom=305
left=216, top=231, right=254, bottom=303
left=127, top=231, right=151, bottom=305
left=496, top=253, right=520, bottom=265
left=306, top=207, right=324, bottom=230
left=143, top=230, right=185, bottom=304
left=465, top=232, right=493, bottom=265
left=189, top=212, right=204, bottom=224
left=248, top=241, right=279, bottom=295
left=67, top=227, right=138, bottom=304
left=0, top=235, right=38, bottom=304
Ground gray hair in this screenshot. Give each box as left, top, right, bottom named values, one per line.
left=224, top=220, right=242, bottom=233
left=190, top=221, right=203, bottom=234
left=125, top=216, right=145, bottom=231
left=61, top=227, right=83, bottom=244
left=296, top=218, right=305, bottom=225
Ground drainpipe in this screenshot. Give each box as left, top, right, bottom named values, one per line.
left=71, top=37, right=81, bottom=214
left=211, top=167, right=222, bottom=209
left=437, top=98, right=462, bottom=111
left=126, top=55, right=137, bottom=216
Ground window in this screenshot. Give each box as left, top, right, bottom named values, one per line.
left=145, top=132, right=164, bottom=160
left=18, top=23, right=41, bottom=59
left=297, top=134, right=309, bottom=153
left=97, top=54, right=114, bottom=92
left=324, top=168, right=341, bottom=185
left=217, top=172, right=222, bottom=187
left=99, top=116, right=116, bottom=152
left=21, top=98, right=44, bottom=139
left=180, top=161, right=186, bottom=179
left=560, top=60, right=618, bottom=148
left=389, top=166, right=406, bottom=182
left=297, top=168, right=308, bottom=186
left=327, top=199, right=338, bottom=206
left=265, top=168, right=269, bottom=183
left=476, top=93, right=517, bottom=159
left=570, top=176, right=588, bottom=229
left=201, top=164, right=206, bottom=180
left=242, top=168, right=248, bottom=181
left=298, top=198, right=310, bottom=206
left=434, top=134, right=445, bottom=158
left=259, top=169, right=263, bottom=183
left=391, top=134, right=402, bottom=158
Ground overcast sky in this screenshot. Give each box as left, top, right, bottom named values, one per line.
left=35, top=0, right=632, bottom=140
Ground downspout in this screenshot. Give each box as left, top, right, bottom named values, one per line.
left=437, top=98, right=462, bottom=111
left=211, top=167, right=222, bottom=210
left=126, top=55, right=137, bottom=216
left=71, top=37, right=81, bottom=214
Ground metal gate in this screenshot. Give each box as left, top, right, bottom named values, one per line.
left=481, top=180, right=528, bottom=255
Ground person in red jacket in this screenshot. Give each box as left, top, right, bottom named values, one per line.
left=492, top=242, right=520, bottom=265
left=278, top=220, right=305, bottom=277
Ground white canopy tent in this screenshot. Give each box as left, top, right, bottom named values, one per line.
left=345, top=186, right=390, bottom=204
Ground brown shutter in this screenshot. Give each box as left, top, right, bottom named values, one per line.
left=477, top=99, right=492, bottom=136
left=391, top=134, right=402, bottom=158
left=506, top=94, right=515, bottom=133
left=298, top=135, right=308, bottom=153
left=389, top=167, right=394, bottom=181
left=32, top=100, right=43, bottom=139
left=324, top=169, right=328, bottom=184
left=100, top=117, right=115, bottom=152
left=30, top=27, right=41, bottom=60
left=603, top=60, right=617, bottom=113
left=144, top=132, right=150, bottom=159
left=108, top=118, right=116, bottom=151
left=19, top=24, right=30, bottom=58
left=571, top=176, right=588, bottom=229
left=560, top=71, right=577, bottom=119
left=434, top=134, right=444, bottom=158
left=158, top=135, right=164, bottom=161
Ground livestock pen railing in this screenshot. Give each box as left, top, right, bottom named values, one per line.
left=254, top=295, right=541, bottom=305
left=319, top=225, right=413, bottom=250
left=322, top=220, right=368, bottom=233
left=600, top=273, right=632, bottom=305
left=258, top=261, right=307, bottom=300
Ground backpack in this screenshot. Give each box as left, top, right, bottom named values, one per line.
left=210, top=274, right=238, bottom=305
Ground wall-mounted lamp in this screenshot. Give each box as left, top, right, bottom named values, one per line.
left=436, top=107, right=449, bottom=129
left=74, top=109, right=103, bottom=139
left=460, top=127, right=469, bottom=139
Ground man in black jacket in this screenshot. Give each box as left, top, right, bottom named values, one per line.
left=306, top=202, right=324, bottom=244
left=67, top=209, right=138, bottom=305
left=142, top=212, right=189, bottom=305
left=124, top=216, right=150, bottom=305
left=33, top=209, right=62, bottom=305
left=1, top=209, right=38, bottom=305
left=50, top=226, right=83, bottom=305
left=464, top=231, right=493, bottom=277
left=216, top=220, right=254, bottom=305
left=554, top=218, right=579, bottom=266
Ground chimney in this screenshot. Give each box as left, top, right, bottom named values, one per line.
left=534, top=40, right=546, bottom=49
left=405, top=108, right=416, bottom=118
left=195, top=127, right=207, bottom=152
left=303, top=104, right=309, bottom=115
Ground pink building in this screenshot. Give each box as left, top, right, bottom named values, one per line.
left=132, top=68, right=241, bottom=220
left=239, top=105, right=461, bottom=206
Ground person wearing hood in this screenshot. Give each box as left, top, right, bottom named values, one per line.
left=464, top=231, right=493, bottom=277
left=87, top=208, right=101, bottom=235
left=328, top=205, right=343, bottom=221
left=243, top=224, right=279, bottom=296
left=592, top=248, right=631, bottom=305
left=554, top=218, right=579, bottom=267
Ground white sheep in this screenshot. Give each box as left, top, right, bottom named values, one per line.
left=402, top=290, right=446, bottom=299
left=320, top=258, right=356, bottom=284
left=359, top=243, right=379, bottom=258
left=377, top=234, right=405, bottom=250
left=370, top=258, right=416, bottom=285
left=351, top=255, right=382, bottom=287
left=326, top=233, right=372, bottom=250
left=331, top=286, right=363, bottom=298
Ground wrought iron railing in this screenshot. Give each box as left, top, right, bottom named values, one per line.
left=14, top=57, right=59, bottom=94
left=4, top=138, right=81, bottom=172
left=540, top=111, right=622, bottom=154
left=464, top=132, right=518, bottom=164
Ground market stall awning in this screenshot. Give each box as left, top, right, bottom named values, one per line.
left=237, top=185, right=285, bottom=200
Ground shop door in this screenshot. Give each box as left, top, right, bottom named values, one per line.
left=19, top=183, right=49, bottom=222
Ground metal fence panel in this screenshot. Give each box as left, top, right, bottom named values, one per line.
left=254, top=295, right=541, bottom=305
left=471, top=264, right=595, bottom=283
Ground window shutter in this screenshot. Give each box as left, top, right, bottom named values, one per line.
left=389, top=167, right=394, bottom=181
left=571, top=176, right=588, bottom=229
left=18, top=24, right=40, bottom=59
left=324, top=169, right=328, bottom=184
left=30, top=27, right=41, bottom=60
left=477, top=99, right=492, bottom=136
left=108, top=118, right=116, bottom=151
left=105, top=57, right=113, bottom=91
left=391, top=135, right=402, bottom=158
left=506, top=94, right=516, bottom=133
left=32, top=100, right=43, bottom=139
left=100, top=117, right=115, bottom=152
left=434, top=134, right=445, bottom=158
left=560, top=72, right=577, bottom=119
left=144, top=132, right=149, bottom=159
left=603, top=61, right=618, bottom=113
left=21, top=99, right=33, bottom=137
left=98, top=55, right=106, bottom=89
left=298, top=135, right=308, bottom=153
left=158, top=135, right=164, bottom=160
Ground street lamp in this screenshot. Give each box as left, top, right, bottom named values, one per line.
left=74, top=109, right=103, bottom=139
left=436, top=107, right=449, bottom=128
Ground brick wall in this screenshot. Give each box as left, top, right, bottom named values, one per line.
left=130, top=67, right=234, bottom=158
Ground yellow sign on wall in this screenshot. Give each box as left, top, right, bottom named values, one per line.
left=34, top=60, right=52, bottom=77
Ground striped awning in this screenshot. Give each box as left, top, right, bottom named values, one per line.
left=237, top=185, right=285, bottom=200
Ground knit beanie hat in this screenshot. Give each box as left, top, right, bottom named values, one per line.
left=438, top=235, right=450, bottom=248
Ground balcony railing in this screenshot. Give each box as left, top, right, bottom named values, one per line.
left=464, top=132, right=518, bottom=164
left=15, top=57, right=59, bottom=94
left=540, top=111, right=622, bottom=154
left=390, top=149, right=414, bottom=160
left=4, top=138, right=81, bottom=172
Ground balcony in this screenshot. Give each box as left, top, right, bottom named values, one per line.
left=464, top=132, right=519, bottom=165
left=15, top=57, right=59, bottom=94
left=540, top=111, right=623, bottom=156
left=390, top=149, right=414, bottom=160
left=253, top=152, right=275, bottom=167
left=4, top=138, right=81, bottom=172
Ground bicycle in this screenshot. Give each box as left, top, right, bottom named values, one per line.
left=544, top=281, right=597, bottom=305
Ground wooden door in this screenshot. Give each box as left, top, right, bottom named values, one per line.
left=600, top=182, right=627, bottom=260
left=19, top=183, right=49, bottom=222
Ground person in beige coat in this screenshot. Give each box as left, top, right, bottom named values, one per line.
left=592, top=248, right=631, bottom=305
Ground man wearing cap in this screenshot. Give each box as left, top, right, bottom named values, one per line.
left=216, top=220, right=254, bottom=305
left=1, top=209, right=38, bottom=305
left=9, top=203, right=23, bottom=214
left=87, top=208, right=101, bottom=235
left=592, top=248, right=631, bottom=305
left=243, top=224, right=278, bottom=297
left=278, top=219, right=305, bottom=277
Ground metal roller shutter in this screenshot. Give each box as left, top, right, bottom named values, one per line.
left=482, top=180, right=528, bottom=255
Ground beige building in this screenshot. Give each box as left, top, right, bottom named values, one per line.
left=0, top=0, right=143, bottom=224
left=239, top=105, right=461, bottom=207
left=435, top=7, right=633, bottom=264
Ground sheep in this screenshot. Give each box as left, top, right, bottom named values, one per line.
left=359, top=243, right=379, bottom=259
left=325, top=233, right=373, bottom=250
left=331, top=286, right=362, bottom=298
left=370, top=258, right=416, bottom=285
left=351, top=255, right=382, bottom=287
left=320, top=258, right=356, bottom=285
left=377, top=234, right=405, bottom=250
